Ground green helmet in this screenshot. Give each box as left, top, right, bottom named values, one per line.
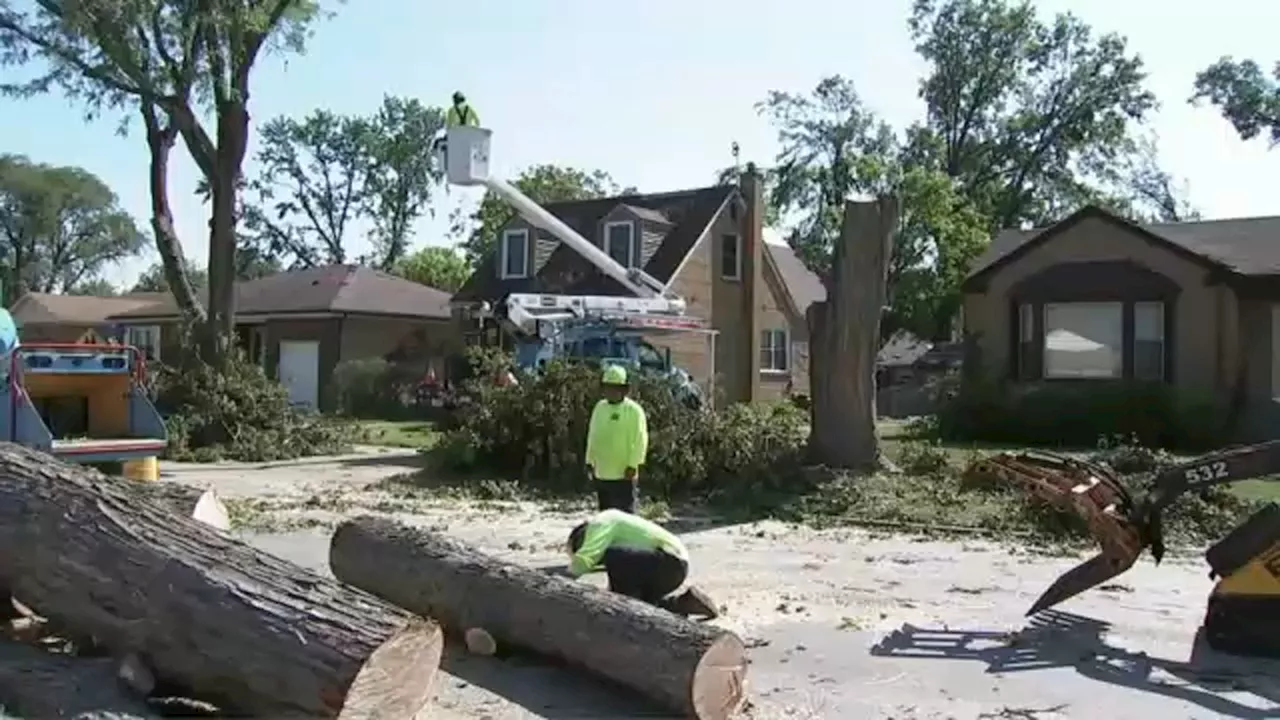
left=601, top=364, right=628, bottom=386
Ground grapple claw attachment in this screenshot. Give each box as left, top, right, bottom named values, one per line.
left=967, top=452, right=1148, bottom=615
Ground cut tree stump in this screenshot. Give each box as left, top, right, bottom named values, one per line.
left=808, top=196, right=899, bottom=470
left=0, top=637, right=159, bottom=719
left=0, top=443, right=444, bottom=718
left=331, top=515, right=748, bottom=720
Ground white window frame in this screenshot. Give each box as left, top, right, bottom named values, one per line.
left=760, top=328, right=789, bottom=373
left=720, top=232, right=742, bottom=280
left=499, top=229, right=529, bottom=279
left=126, top=325, right=162, bottom=362
left=1042, top=302, right=1123, bottom=379
left=604, top=220, right=636, bottom=268
left=1133, top=301, right=1165, bottom=382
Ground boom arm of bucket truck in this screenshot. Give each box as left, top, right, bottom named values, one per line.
left=437, top=125, right=685, bottom=312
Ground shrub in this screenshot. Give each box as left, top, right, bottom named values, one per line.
left=154, top=353, right=355, bottom=463
left=435, top=356, right=808, bottom=502
left=329, top=358, right=425, bottom=419
left=934, top=375, right=1228, bottom=451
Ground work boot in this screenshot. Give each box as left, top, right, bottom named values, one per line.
left=665, top=586, right=720, bottom=619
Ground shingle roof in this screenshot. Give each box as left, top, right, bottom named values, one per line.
left=969, top=205, right=1280, bottom=280
left=765, top=243, right=825, bottom=314
left=452, top=185, right=736, bottom=301
left=107, top=265, right=453, bottom=320
left=9, top=292, right=169, bottom=325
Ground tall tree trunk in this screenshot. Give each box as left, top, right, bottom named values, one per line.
left=807, top=197, right=899, bottom=470
left=142, top=104, right=206, bottom=327
left=204, top=101, right=249, bottom=364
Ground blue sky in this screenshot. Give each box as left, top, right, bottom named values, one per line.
left=2, top=0, right=1278, bottom=288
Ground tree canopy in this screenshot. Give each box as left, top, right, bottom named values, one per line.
left=0, top=154, right=145, bottom=304
left=1193, top=57, right=1280, bottom=147
left=391, top=246, right=470, bottom=293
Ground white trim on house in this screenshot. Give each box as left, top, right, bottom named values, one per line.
left=499, top=228, right=530, bottom=279
left=603, top=220, right=636, bottom=268
left=760, top=327, right=789, bottom=373
left=1271, top=305, right=1280, bottom=401
left=720, top=232, right=742, bottom=281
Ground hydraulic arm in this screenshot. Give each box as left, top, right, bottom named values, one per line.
left=970, top=440, right=1280, bottom=616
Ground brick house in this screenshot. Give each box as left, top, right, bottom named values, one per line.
left=451, top=171, right=824, bottom=407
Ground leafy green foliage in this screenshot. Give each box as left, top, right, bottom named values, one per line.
left=435, top=353, right=808, bottom=501
left=156, top=349, right=354, bottom=463
left=392, top=246, right=470, bottom=292
left=0, top=155, right=145, bottom=304
left=243, top=96, right=445, bottom=270
left=328, top=357, right=422, bottom=420
left=931, top=376, right=1229, bottom=451
left=451, top=164, right=633, bottom=266
left=1193, top=56, right=1280, bottom=147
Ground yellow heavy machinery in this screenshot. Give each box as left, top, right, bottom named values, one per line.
left=971, top=446, right=1280, bottom=659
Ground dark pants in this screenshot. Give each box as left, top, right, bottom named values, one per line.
left=594, top=479, right=638, bottom=513
left=603, top=546, right=688, bottom=605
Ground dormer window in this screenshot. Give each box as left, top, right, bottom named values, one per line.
left=604, top=220, right=636, bottom=268
left=500, top=228, right=529, bottom=279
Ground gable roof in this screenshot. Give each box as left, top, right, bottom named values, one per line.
left=966, top=205, right=1280, bottom=290
left=452, top=185, right=736, bottom=301
left=765, top=243, right=825, bottom=316
left=107, top=265, right=453, bottom=321
left=9, top=292, right=169, bottom=326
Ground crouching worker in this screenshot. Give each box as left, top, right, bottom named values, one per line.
left=566, top=508, right=717, bottom=619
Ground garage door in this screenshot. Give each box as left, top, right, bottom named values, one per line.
left=278, top=340, right=320, bottom=410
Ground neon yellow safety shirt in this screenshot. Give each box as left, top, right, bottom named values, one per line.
left=585, top=396, right=647, bottom=481
left=446, top=104, right=479, bottom=127
left=569, top=509, right=689, bottom=577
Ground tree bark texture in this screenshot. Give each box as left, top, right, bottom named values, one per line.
left=807, top=197, right=899, bottom=470
left=0, top=444, right=443, bottom=718
left=0, top=637, right=159, bottom=719
left=140, top=103, right=205, bottom=325
left=330, top=516, right=748, bottom=720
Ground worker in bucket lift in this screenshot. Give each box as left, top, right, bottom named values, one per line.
left=585, top=364, right=647, bottom=514
left=431, top=92, right=481, bottom=166
left=566, top=508, right=718, bottom=619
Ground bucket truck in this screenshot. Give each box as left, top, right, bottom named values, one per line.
left=437, top=125, right=712, bottom=406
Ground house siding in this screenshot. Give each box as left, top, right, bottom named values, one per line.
left=759, top=258, right=810, bottom=403
left=963, top=215, right=1227, bottom=396
left=339, top=316, right=460, bottom=373
left=659, top=225, right=718, bottom=403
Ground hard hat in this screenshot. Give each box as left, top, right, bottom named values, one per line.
left=452, top=91, right=465, bottom=104
left=601, top=364, right=628, bottom=386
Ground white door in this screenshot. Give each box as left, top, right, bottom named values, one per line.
left=278, top=340, right=320, bottom=410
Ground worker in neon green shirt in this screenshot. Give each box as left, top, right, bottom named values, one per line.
left=445, top=92, right=480, bottom=127
left=585, top=364, right=647, bottom=513
left=566, top=508, right=717, bottom=618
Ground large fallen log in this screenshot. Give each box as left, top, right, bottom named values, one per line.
left=0, top=443, right=443, bottom=718
left=0, top=637, right=159, bottom=719
left=331, top=515, right=748, bottom=720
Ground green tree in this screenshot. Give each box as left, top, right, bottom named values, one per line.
left=132, top=261, right=208, bottom=294
left=0, top=155, right=145, bottom=305
left=67, top=278, right=118, bottom=296
left=451, top=164, right=632, bottom=266
left=1192, top=57, right=1280, bottom=146
left=756, top=76, right=900, bottom=276
left=392, top=246, right=469, bottom=292
left=243, top=96, right=444, bottom=270
left=906, top=0, right=1160, bottom=229
left=0, top=0, right=325, bottom=363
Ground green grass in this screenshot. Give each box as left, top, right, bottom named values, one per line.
left=356, top=420, right=441, bottom=450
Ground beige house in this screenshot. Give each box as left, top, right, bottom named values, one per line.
left=962, top=205, right=1280, bottom=437
left=451, top=172, right=825, bottom=406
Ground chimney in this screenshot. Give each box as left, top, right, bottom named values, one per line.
left=739, top=164, right=764, bottom=402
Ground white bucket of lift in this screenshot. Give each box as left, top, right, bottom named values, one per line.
left=443, top=125, right=492, bottom=185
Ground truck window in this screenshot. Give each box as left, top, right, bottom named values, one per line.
left=636, top=341, right=666, bottom=370
left=579, top=337, right=611, bottom=359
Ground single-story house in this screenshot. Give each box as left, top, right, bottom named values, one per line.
left=10, top=292, right=169, bottom=343
left=962, top=205, right=1280, bottom=437
left=11, top=265, right=458, bottom=411
left=451, top=170, right=827, bottom=406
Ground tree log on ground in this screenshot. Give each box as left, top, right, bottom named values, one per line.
left=330, top=515, right=748, bottom=720
left=808, top=197, right=899, bottom=470
left=0, top=443, right=443, bottom=718
left=0, top=637, right=159, bottom=719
